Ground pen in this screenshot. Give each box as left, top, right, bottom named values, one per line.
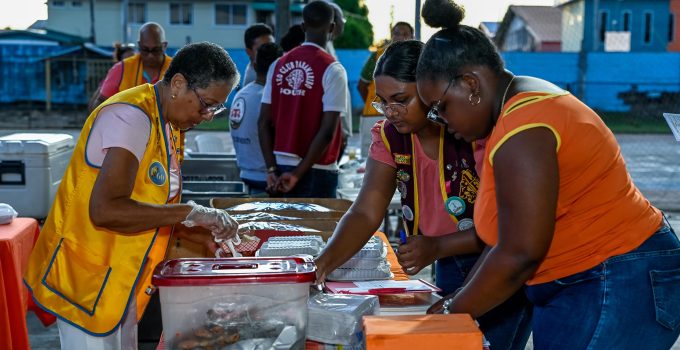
left=399, top=229, right=407, bottom=244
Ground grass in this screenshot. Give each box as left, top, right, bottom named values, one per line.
left=598, top=111, right=671, bottom=134
left=193, top=114, right=230, bottom=131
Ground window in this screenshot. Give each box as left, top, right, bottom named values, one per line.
left=52, top=0, right=65, bottom=7
left=71, top=1, right=82, bottom=7
left=669, top=14, right=675, bottom=42
left=215, top=4, right=247, bottom=26
left=170, top=3, right=193, bottom=25
left=599, top=11, right=608, bottom=42
left=644, top=12, right=653, bottom=44
left=622, top=11, right=631, bottom=32
left=128, top=2, right=146, bottom=25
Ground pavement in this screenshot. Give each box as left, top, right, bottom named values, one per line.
left=3, top=128, right=679, bottom=349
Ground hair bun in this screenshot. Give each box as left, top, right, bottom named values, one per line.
left=421, top=0, right=465, bottom=29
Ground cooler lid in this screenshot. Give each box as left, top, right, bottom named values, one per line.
left=152, top=256, right=316, bottom=286
left=0, top=133, right=74, bottom=155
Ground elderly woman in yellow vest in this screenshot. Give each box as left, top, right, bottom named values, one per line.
left=24, top=42, right=240, bottom=350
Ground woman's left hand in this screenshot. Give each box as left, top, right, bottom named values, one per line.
left=396, top=235, right=439, bottom=275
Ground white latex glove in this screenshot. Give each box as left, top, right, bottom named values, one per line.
left=182, top=201, right=239, bottom=242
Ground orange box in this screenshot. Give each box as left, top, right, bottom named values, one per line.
left=363, top=314, right=482, bottom=350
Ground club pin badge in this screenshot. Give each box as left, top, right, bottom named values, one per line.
left=397, top=181, right=407, bottom=198
left=402, top=205, right=414, bottom=221
left=445, top=196, right=466, bottom=217
left=397, top=169, right=411, bottom=182
left=457, top=218, right=474, bottom=231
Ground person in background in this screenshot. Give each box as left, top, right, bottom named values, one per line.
left=326, top=1, right=352, bottom=159
left=357, top=21, right=414, bottom=158
left=113, top=42, right=135, bottom=63
left=24, top=42, right=241, bottom=350
left=280, top=24, right=305, bottom=52
left=417, top=1, right=680, bottom=349
left=89, top=22, right=171, bottom=112
left=229, top=43, right=284, bottom=194
left=315, top=40, right=532, bottom=350
left=242, top=23, right=275, bottom=87
left=258, top=1, right=348, bottom=198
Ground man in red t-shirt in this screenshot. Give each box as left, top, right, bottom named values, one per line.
left=258, top=1, right=348, bottom=198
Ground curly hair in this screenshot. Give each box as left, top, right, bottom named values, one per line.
left=416, top=0, right=504, bottom=82
left=255, top=43, right=283, bottom=76
left=162, top=42, right=239, bottom=89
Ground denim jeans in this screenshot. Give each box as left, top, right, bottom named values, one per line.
left=242, top=178, right=267, bottom=195
left=526, top=223, right=680, bottom=350
left=277, top=165, right=338, bottom=198
left=436, top=254, right=533, bottom=350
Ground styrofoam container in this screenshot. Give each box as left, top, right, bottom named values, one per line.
left=152, top=257, right=316, bottom=350
left=0, top=133, right=74, bottom=218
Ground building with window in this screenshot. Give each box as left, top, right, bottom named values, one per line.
left=45, top=0, right=305, bottom=49
left=494, top=6, right=562, bottom=52
left=556, top=0, right=672, bottom=52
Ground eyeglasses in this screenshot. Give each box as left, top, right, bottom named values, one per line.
left=371, top=97, right=407, bottom=117
left=426, top=75, right=461, bottom=126
left=139, top=45, right=164, bottom=54
left=192, top=88, right=227, bottom=115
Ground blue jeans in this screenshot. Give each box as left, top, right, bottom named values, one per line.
left=277, top=165, right=338, bottom=198
left=525, top=223, right=680, bottom=350
left=436, top=254, right=533, bottom=350
left=242, top=178, right=267, bottom=195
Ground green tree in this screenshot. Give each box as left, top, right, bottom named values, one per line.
left=333, top=0, right=374, bottom=49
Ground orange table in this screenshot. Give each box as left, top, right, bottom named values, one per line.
left=0, top=218, right=41, bottom=350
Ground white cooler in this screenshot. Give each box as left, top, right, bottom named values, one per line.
left=0, top=133, right=75, bottom=218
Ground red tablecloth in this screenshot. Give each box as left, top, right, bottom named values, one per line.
left=0, top=218, right=41, bottom=350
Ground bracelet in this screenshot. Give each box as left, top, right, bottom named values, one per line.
left=267, top=165, right=278, bottom=174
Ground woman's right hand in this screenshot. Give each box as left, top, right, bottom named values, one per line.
left=182, top=201, right=239, bottom=241
left=313, top=255, right=331, bottom=285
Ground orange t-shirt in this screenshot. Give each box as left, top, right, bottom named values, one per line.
left=474, top=91, right=662, bottom=285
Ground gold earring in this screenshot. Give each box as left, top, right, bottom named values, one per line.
left=468, top=92, right=481, bottom=106
left=171, top=94, right=176, bottom=99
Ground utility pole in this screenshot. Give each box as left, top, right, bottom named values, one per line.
left=89, top=0, right=96, bottom=43
left=275, top=0, right=291, bottom=42
left=415, top=0, right=421, bottom=41
left=122, top=0, right=129, bottom=43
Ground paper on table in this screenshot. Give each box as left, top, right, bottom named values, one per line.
left=326, top=279, right=440, bottom=295
left=662, top=113, right=680, bottom=142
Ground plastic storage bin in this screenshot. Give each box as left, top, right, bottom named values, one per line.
left=152, top=256, right=316, bottom=350
left=0, top=133, right=74, bottom=218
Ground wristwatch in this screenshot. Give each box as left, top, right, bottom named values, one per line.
left=442, top=298, right=453, bottom=314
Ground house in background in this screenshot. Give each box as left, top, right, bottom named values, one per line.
left=45, top=0, right=306, bottom=49
left=479, top=21, right=500, bottom=40
left=556, top=0, right=672, bottom=52
left=494, top=5, right=562, bottom=52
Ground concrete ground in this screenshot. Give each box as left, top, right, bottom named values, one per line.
left=5, top=129, right=679, bottom=349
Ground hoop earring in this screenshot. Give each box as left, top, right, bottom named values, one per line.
left=468, top=92, right=481, bottom=106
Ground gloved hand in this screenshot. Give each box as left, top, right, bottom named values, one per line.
left=182, top=201, right=239, bottom=242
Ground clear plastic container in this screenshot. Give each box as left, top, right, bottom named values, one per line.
left=152, top=257, right=316, bottom=350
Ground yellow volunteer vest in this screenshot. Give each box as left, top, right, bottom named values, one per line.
left=119, top=54, right=185, bottom=162
left=24, top=84, right=181, bottom=335
left=361, top=46, right=386, bottom=116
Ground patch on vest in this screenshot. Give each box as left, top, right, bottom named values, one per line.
left=229, top=97, right=245, bottom=129
left=459, top=169, right=479, bottom=203
left=276, top=60, right=315, bottom=96
left=148, top=161, right=167, bottom=186
left=394, top=153, right=411, bottom=165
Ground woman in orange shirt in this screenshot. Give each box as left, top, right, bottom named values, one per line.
left=416, top=0, right=680, bottom=349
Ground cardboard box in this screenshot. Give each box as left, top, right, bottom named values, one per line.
left=363, top=314, right=482, bottom=350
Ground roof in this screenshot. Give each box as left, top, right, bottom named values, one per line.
left=479, top=21, right=500, bottom=37
left=495, top=5, right=562, bottom=48
left=0, top=28, right=87, bottom=45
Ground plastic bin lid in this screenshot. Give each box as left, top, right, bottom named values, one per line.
left=152, top=256, right=316, bottom=286
left=0, top=133, right=74, bottom=154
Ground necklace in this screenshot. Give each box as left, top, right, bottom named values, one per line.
left=500, top=75, right=516, bottom=109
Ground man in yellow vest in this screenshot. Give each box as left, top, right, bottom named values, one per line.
left=24, top=42, right=240, bottom=349
left=356, top=22, right=414, bottom=157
